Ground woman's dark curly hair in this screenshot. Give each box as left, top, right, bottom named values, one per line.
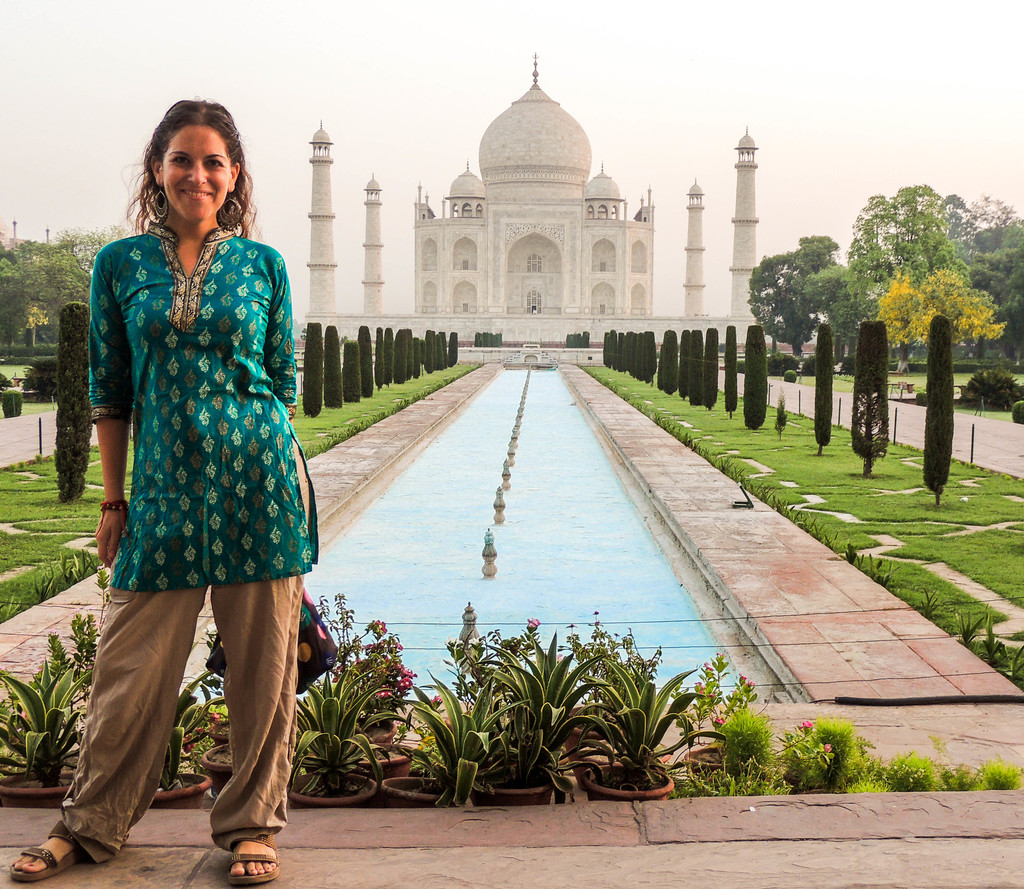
left=130, top=99, right=256, bottom=237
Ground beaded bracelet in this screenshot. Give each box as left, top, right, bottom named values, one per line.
left=100, top=499, right=129, bottom=514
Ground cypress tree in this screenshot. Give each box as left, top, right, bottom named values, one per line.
left=449, top=331, right=458, bottom=366
left=342, top=340, right=362, bottom=403
left=405, top=329, right=415, bottom=380
left=424, top=330, right=436, bottom=373
left=724, top=325, right=738, bottom=418
left=435, top=331, right=447, bottom=370
left=851, top=320, right=889, bottom=477
left=412, top=338, right=423, bottom=379
left=616, top=332, right=625, bottom=371
left=814, top=323, right=834, bottom=456
left=603, top=330, right=613, bottom=368
left=393, top=329, right=408, bottom=385
left=625, top=332, right=637, bottom=378
left=358, top=325, right=373, bottom=398
left=703, top=327, right=719, bottom=409
left=383, top=327, right=395, bottom=385
left=743, top=325, right=768, bottom=430
left=660, top=330, right=678, bottom=395
left=583, top=332, right=590, bottom=348
left=689, top=329, right=704, bottom=407
left=677, top=330, right=690, bottom=399
left=374, top=327, right=385, bottom=390
left=924, top=315, right=954, bottom=505
left=303, top=322, right=324, bottom=418
left=644, top=331, right=657, bottom=384
left=55, top=301, right=90, bottom=502
left=323, top=325, right=343, bottom=408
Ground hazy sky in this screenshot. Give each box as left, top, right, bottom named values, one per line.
left=3, top=1, right=1022, bottom=321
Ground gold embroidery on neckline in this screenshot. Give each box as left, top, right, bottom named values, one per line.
left=150, top=224, right=234, bottom=332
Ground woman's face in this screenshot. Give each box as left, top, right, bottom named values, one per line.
left=153, top=125, right=240, bottom=236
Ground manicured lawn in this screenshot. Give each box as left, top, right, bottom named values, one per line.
left=587, top=367, right=1024, bottom=642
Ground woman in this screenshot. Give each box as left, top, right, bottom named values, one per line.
left=11, top=100, right=316, bottom=886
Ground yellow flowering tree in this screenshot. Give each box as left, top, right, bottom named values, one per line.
left=878, top=270, right=1004, bottom=370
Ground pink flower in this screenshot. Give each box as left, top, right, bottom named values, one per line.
left=527, top=618, right=541, bottom=629
left=823, top=744, right=832, bottom=753
left=712, top=717, right=725, bottom=726
left=801, top=721, right=814, bottom=730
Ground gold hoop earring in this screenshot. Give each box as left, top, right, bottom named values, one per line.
left=218, top=194, right=242, bottom=230
left=154, top=189, right=169, bottom=223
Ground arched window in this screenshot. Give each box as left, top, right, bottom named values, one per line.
left=475, top=204, right=484, bottom=217
left=611, top=205, right=618, bottom=220
left=591, top=239, right=616, bottom=274
left=631, top=241, right=648, bottom=273
left=598, top=204, right=608, bottom=219
left=587, top=205, right=595, bottom=219
left=451, top=204, right=459, bottom=218
left=631, top=283, right=646, bottom=314
left=422, top=239, right=438, bottom=271
left=452, top=237, right=477, bottom=271
left=422, top=281, right=437, bottom=313
left=527, top=254, right=542, bottom=272
left=526, top=289, right=542, bottom=314
left=462, top=202, right=472, bottom=218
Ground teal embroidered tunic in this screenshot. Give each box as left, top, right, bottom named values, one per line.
left=89, top=225, right=317, bottom=592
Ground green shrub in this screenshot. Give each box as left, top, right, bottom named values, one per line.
left=24, top=356, right=58, bottom=401
left=56, top=302, right=91, bottom=502
left=703, top=328, right=719, bottom=409
left=915, top=391, right=928, bottom=407
left=342, top=340, right=361, bottom=403
left=322, top=326, right=343, bottom=408
left=782, top=718, right=863, bottom=792
left=885, top=753, right=937, bottom=792
left=720, top=708, right=775, bottom=778
left=743, top=325, right=767, bottom=430
left=303, top=323, right=323, bottom=418
left=358, top=325, right=374, bottom=398
left=939, top=764, right=981, bottom=792
left=767, top=351, right=800, bottom=375
left=978, top=758, right=1022, bottom=790
left=2, top=389, right=23, bottom=417
left=724, top=326, right=738, bottom=418
left=435, top=331, right=448, bottom=371
left=800, top=355, right=816, bottom=376
left=847, top=778, right=890, bottom=793
left=960, top=368, right=1024, bottom=410
left=783, top=369, right=797, bottom=383
left=1012, top=401, right=1024, bottom=424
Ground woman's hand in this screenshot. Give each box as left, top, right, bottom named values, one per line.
left=95, top=509, right=126, bottom=568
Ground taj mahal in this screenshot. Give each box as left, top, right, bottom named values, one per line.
left=306, top=61, right=758, bottom=344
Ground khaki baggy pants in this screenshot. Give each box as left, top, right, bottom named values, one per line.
left=62, top=447, right=310, bottom=863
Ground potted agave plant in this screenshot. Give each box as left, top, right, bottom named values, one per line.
left=0, top=662, right=91, bottom=807
left=574, top=662, right=721, bottom=801
left=288, top=671, right=396, bottom=807
left=386, top=680, right=507, bottom=808
left=151, top=673, right=215, bottom=808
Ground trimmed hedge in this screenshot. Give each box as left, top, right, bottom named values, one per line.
left=1013, top=401, right=1024, bottom=424
left=55, top=302, right=91, bottom=502
left=358, top=325, right=374, bottom=398
left=2, top=389, right=23, bottom=417
left=303, top=323, right=323, bottom=418
left=323, top=325, right=343, bottom=408
left=342, top=340, right=362, bottom=403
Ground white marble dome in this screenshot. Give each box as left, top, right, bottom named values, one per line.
left=478, top=84, right=592, bottom=184
left=311, top=127, right=332, bottom=144
left=585, top=169, right=620, bottom=200
left=449, top=167, right=486, bottom=198
left=738, top=130, right=756, bottom=149
left=366, top=176, right=381, bottom=191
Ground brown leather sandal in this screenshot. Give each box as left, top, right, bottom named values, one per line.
left=9, top=823, right=86, bottom=883
left=228, top=834, right=280, bottom=886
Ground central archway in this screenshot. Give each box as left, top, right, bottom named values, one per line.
left=506, top=232, right=562, bottom=314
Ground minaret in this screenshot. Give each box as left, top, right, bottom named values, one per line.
left=684, top=181, right=705, bottom=316
left=729, top=129, right=758, bottom=320
left=362, top=175, right=384, bottom=314
left=307, top=125, right=337, bottom=317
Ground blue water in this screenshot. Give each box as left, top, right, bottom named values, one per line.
left=305, top=369, right=720, bottom=686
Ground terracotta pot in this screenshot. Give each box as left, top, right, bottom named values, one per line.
left=364, top=719, right=398, bottom=748
left=200, top=743, right=233, bottom=794
left=683, top=745, right=724, bottom=775
left=151, top=774, right=213, bottom=809
left=0, top=776, right=70, bottom=809
left=210, top=728, right=230, bottom=746
left=368, top=753, right=413, bottom=807
left=379, top=776, right=443, bottom=808
left=577, top=765, right=673, bottom=802
left=288, top=777, right=377, bottom=808
left=471, top=782, right=554, bottom=807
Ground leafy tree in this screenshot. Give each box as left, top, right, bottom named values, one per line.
left=851, top=320, right=889, bottom=477
left=374, top=327, right=385, bottom=390
left=724, top=326, right=738, bottom=418
left=923, top=315, right=954, bottom=506
left=449, top=332, right=458, bottom=366
left=677, top=330, right=690, bottom=400
left=804, top=264, right=868, bottom=361
left=814, top=323, right=834, bottom=456
left=688, top=330, right=703, bottom=407
left=970, top=235, right=1024, bottom=361
left=25, top=356, right=58, bottom=400
left=55, top=302, right=91, bottom=502
left=53, top=225, right=127, bottom=276
left=342, top=340, right=361, bottom=402
left=303, top=323, right=323, bottom=418
left=878, top=269, right=1004, bottom=368
left=848, top=185, right=965, bottom=301
left=748, top=236, right=839, bottom=355
left=383, top=327, right=395, bottom=385
left=946, top=194, right=1021, bottom=258
left=358, top=325, right=374, bottom=398
left=703, top=327, right=719, bottom=409
left=323, top=325, right=343, bottom=408
left=743, top=325, right=767, bottom=431
left=659, top=330, right=678, bottom=395
left=0, top=241, right=91, bottom=345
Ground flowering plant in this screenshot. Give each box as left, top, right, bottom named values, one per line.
left=690, top=652, right=757, bottom=732
left=780, top=717, right=863, bottom=792
left=319, top=593, right=415, bottom=722
left=561, top=613, right=662, bottom=703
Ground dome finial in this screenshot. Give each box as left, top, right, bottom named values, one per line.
left=532, top=53, right=539, bottom=87
left=600, top=162, right=604, bottom=174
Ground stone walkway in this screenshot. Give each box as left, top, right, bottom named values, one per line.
left=0, top=409, right=98, bottom=469
left=4, top=363, right=1024, bottom=888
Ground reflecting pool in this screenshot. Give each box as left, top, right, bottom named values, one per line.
left=306, top=368, right=721, bottom=684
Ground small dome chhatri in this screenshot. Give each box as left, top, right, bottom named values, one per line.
left=688, top=180, right=704, bottom=196
left=366, top=175, right=381, bottom=191
left=449, top=164, right=486, bottom=199
left=585, top=166, right=621, bottom=200
left=738, top=128, right=756, bottom=149
left=311, top=122, right=332, bottom=144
